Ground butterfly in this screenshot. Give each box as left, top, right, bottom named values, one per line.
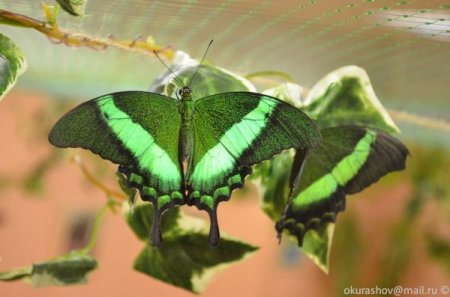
left=275, top=125, right=409, bottom=245
left=49, top=87, right=321, bottom=247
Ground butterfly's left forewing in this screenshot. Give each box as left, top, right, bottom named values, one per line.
left=49, top=91, right=184, bottom=246
left=188, top=92, right=320, bottom=246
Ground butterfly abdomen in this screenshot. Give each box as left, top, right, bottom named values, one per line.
left=178, top=99, right=195, bottom=169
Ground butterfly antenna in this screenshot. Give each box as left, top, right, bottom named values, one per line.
left=188, top=39, right=214, bottom=87
left=153, top=50, right=184, bottom=86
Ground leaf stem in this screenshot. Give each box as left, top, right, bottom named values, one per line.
left=73, top=156, right=127, bottom=201
left=0, top=9, right=173, bottom=59
left=79, top=200, right=114, bottom=254
left=388, top=109, right=450, bottom=132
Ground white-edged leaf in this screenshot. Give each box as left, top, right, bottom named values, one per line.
left=304, top=65, right=399, bottom=133
left=55, top=0, right=88, bottom=16
left=0, top=33, right=26, bottom=101
left=301, top=223, right=335, bottom=274
left=0, top=252, right=97, bottom=287
left=124, top=203, right=258, bottom=293
left=263, top=82, right=304, bottom=107
left=149, top=51, right=256, bottom=99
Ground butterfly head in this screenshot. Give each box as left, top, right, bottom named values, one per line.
left=177, top=86, right=193, bottom=101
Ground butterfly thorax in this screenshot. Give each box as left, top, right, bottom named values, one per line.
left=178, top=87, right=195, bottom=174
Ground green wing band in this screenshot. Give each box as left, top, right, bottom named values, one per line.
left=277, top=126, right=408, bottom=246
left=292, top=130, right=375, bottom=210
left=97, top=96, right=182, bottom=194
left=190, top=98, right=277, bottom=192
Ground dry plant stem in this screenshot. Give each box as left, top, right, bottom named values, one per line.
left=388, top=109, right=450, bottom=133
left=73, top=156, right=127, bottom=201
left=0, top=9, right=173, bottom=59
left=79, top=202, right=110, bottom=254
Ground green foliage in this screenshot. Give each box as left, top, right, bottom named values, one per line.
left=262, top=82, right=303, bottom=106
left=301, top=223, right=335, bottom=273
left=331, top=215, right=363, bottom=297
left=55, top=0, right=88, bottom=16
left=125, top=203, right=258, bottom=293
left=303, top=65, right=399, bottom=133
left=0, top=33, right=26, bottom=101
left=426, top=234, right=450, bottom=274
left=0, top=21, right=410, bottom=289
left=0, top=252, right=97, bottom=287
left=149, top=51, right=255, bottom=98
left=152, top=58, right=404, bottom=274
left=23, top=150, right=62, bottom=194
left=377, top=220, right=412, bottom=288
left=257, top=146, right=337, bottom=274
left=257, top=65, right=402, bottom=273
left=258, top=152, right=293, bottom=221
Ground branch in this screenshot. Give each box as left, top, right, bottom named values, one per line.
left=388, top=109, right=450, bottom=133
left=79, top=199, right=116, bottom=254
left=73, top=155, right=127, bottom=201
left=0, top=9, right=174, bottom=59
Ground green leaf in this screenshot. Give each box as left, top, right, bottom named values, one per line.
left=55, top=0, right=88, bottom=16
left=257, top=67, right=403, bottom=273
left=331, top=215, right=363, bottom=295
left=0, top=252, right=97, bottom=287
left=150, top=51, right=256, bottom=99
left=0, top=266, right=32, bottom=281
left=301, top=223, right=334, bottom=274
left=125, top=203, right=258, bottom=293
left=22, top=150, right=61, bottom=194
left=303, top=65, right=399, bottom=133
left=0, top=33, right=27, bottom=101
left=124, top=203, right=181, bottom=241
left=262, top=82, right=304, bottom=107
left=426, top=234, right=450, bottom=274
left=134, top=234, right=257, bottom=293
left=258, top=152, right=293, bottom=221
left=256, top=152, right=334, bottom=273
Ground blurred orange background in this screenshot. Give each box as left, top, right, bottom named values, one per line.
left=0, top=91, right=448, bottom=296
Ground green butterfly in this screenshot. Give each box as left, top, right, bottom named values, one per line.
left=275, top=125, right=409, bottom=244
left=49, top=87, right=320, bottom=247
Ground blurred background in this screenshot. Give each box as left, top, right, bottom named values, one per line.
left=0, top=0, right=449, bottom=296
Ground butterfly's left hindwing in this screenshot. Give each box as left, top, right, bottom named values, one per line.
left=278, top=126, right=409, bottom=245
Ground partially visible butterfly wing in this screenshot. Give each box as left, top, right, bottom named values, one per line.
left=49, top=91, right=183, bottom=246
left=189, top=92, right=320, bottom=246
left=276, top=126, right=409, bottom=245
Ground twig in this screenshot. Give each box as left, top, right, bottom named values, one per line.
left=0, top=9, right=173, bottom=59
left=72, top=156, right=127, bottom=201
left=388, top=109, right=450, bottom=133
left=79, top=201, right=111, bottom=254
